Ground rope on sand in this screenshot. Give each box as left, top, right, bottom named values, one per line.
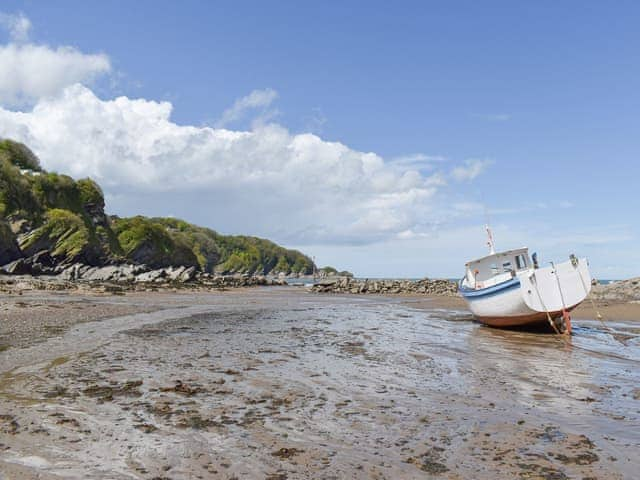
left=574, top=265, right=626, bottom=344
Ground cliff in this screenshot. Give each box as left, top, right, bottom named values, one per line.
left=0, top=139, right=315, bottom=277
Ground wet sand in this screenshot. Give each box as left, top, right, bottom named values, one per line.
left=0, top=292, right=161, bottom=351
left=1, top=288, right=639, bottom=479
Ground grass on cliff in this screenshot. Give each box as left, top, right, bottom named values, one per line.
left=113, top=216, right=315, bottom=275
left=76, top=178, right=105, bottom=207
left=0, top=155, right=43, bottom=220
left=150, top=217, right=314, bottom=275
left=0, top=141, right=122, bottom=264
left=20, top=209, right=91, bottom=260
left=0, top=154, right=106, bottom=226
left=152, top=217, right=219, bottom=271
left=0, top=139, right=42, bottom=172
left=111, top=216, right=200, bottom=269
left=319, top=266, right=354, bottom=277
left=214, top=235, right=313, bottom=275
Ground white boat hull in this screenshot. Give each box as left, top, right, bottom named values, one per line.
left=459, top=257, right=592, bottom=328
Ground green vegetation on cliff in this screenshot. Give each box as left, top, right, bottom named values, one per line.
left=319, top=266, right=354, bottom=277
left=111, top=216, right=200, bottom=270
left=0, top=142, right=122, bottom=264
left=319, top=266, right=338, bottom=275
left=21, top=209, right=93, bottom=260
left=112, top=216, right=314, bottom=275
left=149, top=217, right=219, bottom=271
left=214, top=234, right=313, bottom=275
left=0, top=139, right=42, bottom=172
left=0, top=152, right=42, bottom=220
left=0, top=139, right=317, bottom=274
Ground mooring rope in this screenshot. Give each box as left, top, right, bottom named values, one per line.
left=530, top=273, right=571, bottom=346
left=575, top=267, right=621, bottom=338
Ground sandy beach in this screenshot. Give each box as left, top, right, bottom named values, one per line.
left=0, top=287, right=639, bottom=479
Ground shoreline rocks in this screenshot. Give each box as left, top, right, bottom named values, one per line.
left=311, top=277, right=459, bottom=296
left=590, top=277, right=640, bottom=302
left=0, top=261, right=290, bottom=294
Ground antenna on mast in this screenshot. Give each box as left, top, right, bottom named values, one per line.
left=483, top=205, right=496, bottom=254
left=485, top=224, right=496, bottom=255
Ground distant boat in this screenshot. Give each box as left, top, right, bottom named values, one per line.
left=458, top=226, right=592, bottom=333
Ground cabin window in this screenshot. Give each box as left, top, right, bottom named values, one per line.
left=515, top=255, right=527, bottom=270
left=490, top=263, right=499, bottom=275
left=502, top=261, right=513, bottom=272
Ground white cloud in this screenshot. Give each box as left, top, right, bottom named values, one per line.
left=215, top=88, right=278, bottom=128
left=451, top=158, right=493, bottom=182
left=389, top=153, right=446, bottom=173
left=0, top=13, right=111, bottom=106
left=0, top=12, right=31, bottom=43
left=471, top=113, right=511, bottom=121
left=0, top=44, right=111, bottom=106
left=0, top=84, right=465, bottom=245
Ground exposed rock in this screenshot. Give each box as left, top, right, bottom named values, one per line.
left=47, top=262, right=287, bottom=288
left=179, top=266, right=197, bottom=282
left=20, top=250, right=59, bottom=275
left=135, top=268, right=168, bottom=283
left=7, top=216, right=32, bottom=235
left=0, top=220, right=22, bottom=265
left=3, top=258, right=30, bottom=275
left=30, top=250, right=56, bottom=269
left=19, top=209, right=104, bottom=266
left=59, top=263, right=91, bottom=281
left=165, top=265, right=186, bottom=281
left=1, top=250, right=64, bottom=276
left=311, top=277, right=458, bottom=296
left=591, top=278, right=640, bottom=302
left=84, top=265, right=141, bottom=282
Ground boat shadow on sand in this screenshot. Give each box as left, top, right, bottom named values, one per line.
left=437, top=308, right=561, bottom=334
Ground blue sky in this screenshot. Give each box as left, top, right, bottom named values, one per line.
left=0, top=1, right=638, bottom=278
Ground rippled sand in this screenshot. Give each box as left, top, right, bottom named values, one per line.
left=0, top=288, right=638, bottom=479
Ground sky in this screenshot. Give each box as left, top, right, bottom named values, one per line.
left=0, top=1, right=638, bottom=278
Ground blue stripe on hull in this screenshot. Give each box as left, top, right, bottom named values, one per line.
left=459, top=277, right=521, bottom=299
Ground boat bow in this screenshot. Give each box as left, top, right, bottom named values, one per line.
left=520, top=257, right=592, bottom=313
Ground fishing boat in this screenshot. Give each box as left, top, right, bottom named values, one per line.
left=458, top=227, right=592, bottom=333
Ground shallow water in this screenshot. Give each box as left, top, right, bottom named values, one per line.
left=0, top=289, right=638, bottom=479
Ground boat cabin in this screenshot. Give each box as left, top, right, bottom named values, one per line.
left=464, top=248, right=531, bottom=289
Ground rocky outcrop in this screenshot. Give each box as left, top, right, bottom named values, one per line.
left=0, top=269, right=288, bottom=295
left=591, top=278, right=640, bottom=302
left=18, top=209, right=106, bottom=265
left=54, top=262, right=287, bottom=288
left=311, top=277, right=458, bottom=296
left=0, top=221, right=22, bottom=265
left=317, top=266, right=354, bottom=278
left=4, top=250, right=58, bottom=275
